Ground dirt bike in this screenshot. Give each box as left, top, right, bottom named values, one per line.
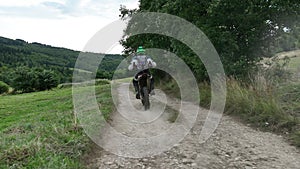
left=137, top=73, right=151, bottom=110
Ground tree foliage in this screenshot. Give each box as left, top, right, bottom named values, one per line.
left=11, top=67, right=59, bottom=93
left=0, top=81, right=9, bottom=94
left=36, top=69, right=59, bottom=91
left=12, top=67, right=37, bottom=93
left=120, top=0, right=300, bottom=80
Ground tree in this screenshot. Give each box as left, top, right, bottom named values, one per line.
left=96, top=70, right=112, bottom=79
left=11, top=67, right=59, bottom=93
left=35, top=69, right=59, bottom=91
left=120, top=0, right=300, bottom=80
left=12, top=67, right=37, bottom=93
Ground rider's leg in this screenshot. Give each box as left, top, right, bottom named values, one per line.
left=133, top=79, right=140, bottom=99
left=133, top=75, right=140, bottom=99
left=144, top=69, right=155, bottom=95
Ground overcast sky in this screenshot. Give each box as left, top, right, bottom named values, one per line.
left=0, top=0, right=139, bottom=54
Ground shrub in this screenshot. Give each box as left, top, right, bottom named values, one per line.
left=57, top=83, right=73, bottom=89
left=0, top=81, right=9, bottom=94
left=11, top=67, right=59, bottom=93
left=35, top=69, right=59, bottom=91
left=11, top=67, right=37, bottom=93
left=95, top=79, right=110, bottom=86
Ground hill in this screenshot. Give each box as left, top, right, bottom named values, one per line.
left=0, top=36, right=124, bottom=85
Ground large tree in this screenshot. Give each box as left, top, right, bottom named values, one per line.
left=120, top=0, right=300, bottom=80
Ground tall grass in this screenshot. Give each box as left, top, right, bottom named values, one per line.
left=225, top=78, right=298, bottom=132
left=197, top=78, right=299, bottom=147
left=157, top=58, right=300, bottom=147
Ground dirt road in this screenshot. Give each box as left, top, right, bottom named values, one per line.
left=84, top=83, right=300, bottom=169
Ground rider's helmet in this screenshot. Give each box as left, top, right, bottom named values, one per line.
left=136, top=46, right=145, bottom=55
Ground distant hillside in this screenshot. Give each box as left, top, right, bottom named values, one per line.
left=0, top=36, right=124, bottom=84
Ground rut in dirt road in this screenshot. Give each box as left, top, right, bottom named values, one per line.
left=85, top=82, right=300, bottom=169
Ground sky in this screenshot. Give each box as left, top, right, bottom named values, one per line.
left=0, top=0, right=139, bottom=54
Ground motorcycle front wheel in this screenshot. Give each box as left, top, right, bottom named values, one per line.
left=142, top=86, right=150, bottom=110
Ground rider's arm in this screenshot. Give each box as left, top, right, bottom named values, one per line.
left=147, top=58, right=156, bottom=68
left=128, top=59, right=138, bottom=70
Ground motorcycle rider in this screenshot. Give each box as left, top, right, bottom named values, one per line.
left=128, top=46, right=156, bottom=99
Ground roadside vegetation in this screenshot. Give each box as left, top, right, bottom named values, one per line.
left=224, top=79, right=300, bottom=147
left=0, top=82, right=113, bottom=168
left=0, top=81, right=9, bottom=94
left=157, top=56, right=300, bottom=147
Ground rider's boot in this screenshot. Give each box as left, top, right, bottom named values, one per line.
left=136, top=91, right=140, bottom=99
left=133, top=80, right=140, bottom=99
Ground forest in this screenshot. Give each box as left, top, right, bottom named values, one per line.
left=0, top=36, right=124, bottom=93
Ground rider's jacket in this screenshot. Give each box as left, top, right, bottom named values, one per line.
left=128, top=54, right=156, bottom=70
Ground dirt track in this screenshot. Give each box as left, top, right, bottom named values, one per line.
left=84, top=83, right=300, bottom=169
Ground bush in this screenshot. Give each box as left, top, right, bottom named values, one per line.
left=35, top=69, right=59, bottom=91
left=0, top=81, right=9, bottom=94
left=11, top=67, right=59, bottom=93
left=11, top=67, right=37, bottom=93
left=95, top=79, right=110, bottom=86
left=57, top=83, right=73, bottom=89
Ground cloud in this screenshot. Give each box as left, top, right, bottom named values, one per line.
left=42, top=1, right=65, bottom=10
left=0, top=0, right=48, bottom=7
left=0, top=0, right=139, bottom=19
left=0, top=0, right=67, bottom=19
left=0, top=0, right=65, bottom=6
left=0, top=0, right=139, bottom=53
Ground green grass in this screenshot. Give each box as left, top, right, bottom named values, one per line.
left=0, top=83, right=113, bottom=168
left=288, top=56, right=300, bottom=71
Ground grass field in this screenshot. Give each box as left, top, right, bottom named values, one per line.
left=0, top=83, right=113, bottom=168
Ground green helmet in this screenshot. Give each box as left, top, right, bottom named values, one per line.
left=136, top=46, right=145, bottom=54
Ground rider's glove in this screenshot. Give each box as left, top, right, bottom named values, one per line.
left=147, top=59, right=156, bottom=68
